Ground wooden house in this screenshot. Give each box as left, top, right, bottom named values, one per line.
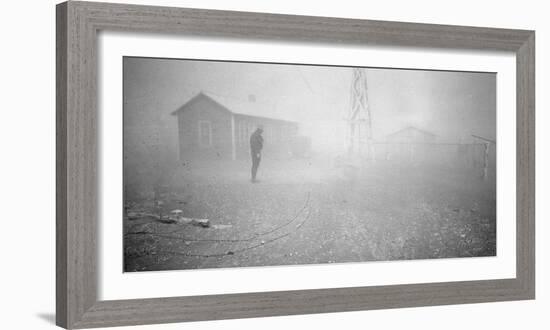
left=171, top=92, right=299, bottom=160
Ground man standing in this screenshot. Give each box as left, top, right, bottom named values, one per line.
left=249, top=126, right=264, bottom=183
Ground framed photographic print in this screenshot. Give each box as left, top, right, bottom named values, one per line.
left=56, top=1, right=535, bottom=328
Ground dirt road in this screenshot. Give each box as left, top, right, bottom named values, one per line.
left=124, top=157, right=496, bottom=272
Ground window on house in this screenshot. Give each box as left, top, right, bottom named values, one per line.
left=273, top=126, right=280, bottom=143
left=265, top=127, right=271, bottom=142
left=236, top=121, right=243, bottom=146
left=240, top=121, right=247, bottom=146
left=236, top=122, right=241, bottom=146
left=198, top=120, right=212, bottom=147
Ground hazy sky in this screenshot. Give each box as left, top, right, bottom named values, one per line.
left=124, top=57, right=496, bottom=150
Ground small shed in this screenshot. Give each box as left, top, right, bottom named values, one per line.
left=171, top=92, right=299, bottom=161
left=384, top=126, right=437, bottom=163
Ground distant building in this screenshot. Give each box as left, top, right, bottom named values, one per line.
left=171, top=92, right=299, bottom=160
left=383, top=126, right=437, bottom=163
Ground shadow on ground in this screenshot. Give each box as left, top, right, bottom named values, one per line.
left=36, top=313, right=55, bottom=325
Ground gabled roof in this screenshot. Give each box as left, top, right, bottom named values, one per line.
left=171, top=91, right=296, bottom=124
left=386, top=126, right=437, bottom=138
left=171, top=92, right=231, bottom=116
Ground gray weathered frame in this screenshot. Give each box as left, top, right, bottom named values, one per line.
left=56, top=1, right=535, bottom=328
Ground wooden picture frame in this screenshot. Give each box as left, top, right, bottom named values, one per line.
left=56, top=1, right=535, bottom=328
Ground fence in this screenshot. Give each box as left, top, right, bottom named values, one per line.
left=372, top=142, right=496, bottom=180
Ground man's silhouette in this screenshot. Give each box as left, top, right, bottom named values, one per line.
left=249, top=126, right=264, bottom=183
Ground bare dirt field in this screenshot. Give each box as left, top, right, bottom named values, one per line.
left=123, top=157, right=496, bottom=272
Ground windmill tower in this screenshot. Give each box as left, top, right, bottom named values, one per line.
left=347, top=68, right=374, bottom=160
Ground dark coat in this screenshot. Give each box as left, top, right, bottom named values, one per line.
left=250, top=129, right=264, bottom=154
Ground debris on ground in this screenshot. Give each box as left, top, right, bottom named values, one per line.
left=212, top=224, right=233, bottom=230
left=123, top=162, right=496, bottom=272
left=191, top=218, right=210, bottom=228
left=158, top=217, right=177, bottom=224
left=125, top=206, right=210, bottom=228
left=170, top=209, right=183, bottom=218
left=127, top=212, right=140, bottom=220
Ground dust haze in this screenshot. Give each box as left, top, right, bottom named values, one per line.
left=123, top=57, right=496, bottom=272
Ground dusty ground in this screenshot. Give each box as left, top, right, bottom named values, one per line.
left=123, top=157, right=496, bottom=272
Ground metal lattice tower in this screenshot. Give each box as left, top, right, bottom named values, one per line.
left=347, top=68, right=374, bottom=158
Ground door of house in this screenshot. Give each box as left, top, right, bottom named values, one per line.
left=198, top=120, right=212, bottom=148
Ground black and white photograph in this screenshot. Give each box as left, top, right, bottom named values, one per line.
left=123, top=57, right=496, bottom=272
left=5, top=0, right=546, bottom=329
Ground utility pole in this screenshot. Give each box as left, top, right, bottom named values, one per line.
left=471, top=134, right=495, bottom=181
left=347, top=68, right=374, bottom=160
